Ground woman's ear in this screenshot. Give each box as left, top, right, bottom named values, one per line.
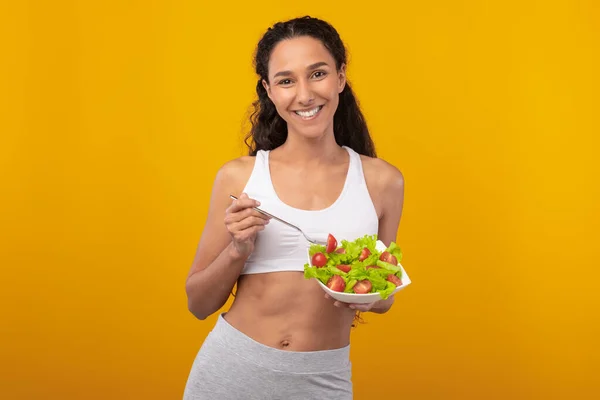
left=338, top=64, right=347, bottom=93
left=262, top=79, right=272, bottom=100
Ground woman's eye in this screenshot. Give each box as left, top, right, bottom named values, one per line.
left=279, top=79, right=292, bottom=85
left=312, top=71, right=327, bottom=78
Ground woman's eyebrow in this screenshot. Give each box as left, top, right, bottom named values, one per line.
left=272, top=62, right=330, bottom=79
left=306, top=61, right=329, bottom=70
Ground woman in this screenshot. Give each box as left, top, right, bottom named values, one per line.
left=183, top=16, right=404, bottom=400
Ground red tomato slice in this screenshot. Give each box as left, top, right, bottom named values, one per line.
left=326, top=234, right=337, bottom=253
left=358, top=248, right=371, bottom=261
left=365, top=265, right=380, bottom=270
left=380, top=251, right=398, bottom=266
left=327, top=275, right=346, bottom=292
left=311, top=252, right=327, bottom=267
left=387, top=274, right=402, bottom=286
left=336, top=264, right=351, bottom=273
left=353, top=280, right=372, bottom=294
left=335, top=248, right=346, bottom=254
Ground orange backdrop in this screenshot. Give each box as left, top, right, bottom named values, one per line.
left=1, top=1, right=599, bottom=399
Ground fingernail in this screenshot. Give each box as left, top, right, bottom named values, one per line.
left=256, top=201, right=261, bottom=206
left=349, top=305, right=356, bottom=309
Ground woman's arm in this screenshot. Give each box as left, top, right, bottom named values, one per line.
left=327, top=158, right=405, bottom=314
left=185, top=158, right=268, bottom=320
left=357, top=159, right=405, bottom=314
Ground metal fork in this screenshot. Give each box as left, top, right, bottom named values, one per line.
left=229, top=195, right=327, bottom=245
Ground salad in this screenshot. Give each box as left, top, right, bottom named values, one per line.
left=303, top=233, right=403, bottom=300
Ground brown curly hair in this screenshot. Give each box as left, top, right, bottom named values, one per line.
left=244, top=16, right=376, bottom=159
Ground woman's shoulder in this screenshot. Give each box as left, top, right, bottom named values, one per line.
left=219, top=155, right=256, bottom=173
left=214, top=155, right=256, bottom=191
left=359, top=154, right=404, bottom=196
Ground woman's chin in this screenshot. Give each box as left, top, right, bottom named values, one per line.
left=288, top=124, right=332, bottom=140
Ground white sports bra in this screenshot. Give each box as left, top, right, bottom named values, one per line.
left=240, top=146, right=379, bottom=275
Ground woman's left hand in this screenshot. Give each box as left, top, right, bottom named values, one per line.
left=324, top=293, right=395, bottom=313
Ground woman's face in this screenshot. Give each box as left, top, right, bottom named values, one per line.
left=263, top=36, right=346, bottom=140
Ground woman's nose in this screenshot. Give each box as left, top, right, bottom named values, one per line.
left=296, top=80, right=315, bottom=106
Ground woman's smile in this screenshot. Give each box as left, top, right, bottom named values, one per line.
left=292, top=105, right=324, bottom=120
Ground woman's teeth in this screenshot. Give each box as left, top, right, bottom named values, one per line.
left=294, top=106, right=322, bottom=119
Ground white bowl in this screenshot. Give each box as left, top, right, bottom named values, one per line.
left=307, top=240, right=412, bottom=304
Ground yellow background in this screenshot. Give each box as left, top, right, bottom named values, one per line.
left=1, top=1, right=599, bottom=399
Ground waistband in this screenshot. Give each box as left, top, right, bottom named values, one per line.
left=209, top=313, right=351, bottom=374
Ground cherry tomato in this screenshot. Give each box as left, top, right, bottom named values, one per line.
left=311, top=252, right=327, bottom=267
left=327, top=275, right=346, bottom=292
left=336, top=264, right=351, bottom=273
left=380, top=251, right=398, bottom=266
left=326, top=234, right=338, bottom=253
left=353, top=280, right=372, bottom=294
left=387, top=274, right=402, bottom=286
left=358, top=248, right=371, bottom=261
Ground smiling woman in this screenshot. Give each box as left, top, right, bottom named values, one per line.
left=183, top=16, right=405, bottom=400
left=245, top=18, right=376, bottom=158
left=266, top=48, right=342, bottom=132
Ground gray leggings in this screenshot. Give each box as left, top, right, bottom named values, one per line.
left=183, top=314, right=353, bottom=400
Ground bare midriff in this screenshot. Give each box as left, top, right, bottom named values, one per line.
left=224, top=272, right=356, bottom=351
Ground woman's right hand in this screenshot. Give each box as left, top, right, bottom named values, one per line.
left=224, top=193, right=270, bottom=259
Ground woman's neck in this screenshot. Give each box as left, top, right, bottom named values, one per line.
left=272, top=132, right=346, bottom=165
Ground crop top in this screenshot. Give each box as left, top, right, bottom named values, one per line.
left=240, top=146, right=379, bottom=275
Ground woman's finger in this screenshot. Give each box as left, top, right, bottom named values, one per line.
left=225, top=208, right=270, bottom=225
left=334, top=300, right=351, bottom=308
left=325, top=293, right=373, bottom=310
left=229, top=216, right=269, bottom=232
left=230, top=223, right=266, bottom=242
left=227, top=193, right=260, bottom=214
left=349, top=302, right=375, bottom=312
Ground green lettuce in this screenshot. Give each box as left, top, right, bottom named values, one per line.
left=341, top=234, right=378, bottom=260
left=344, top=279, right=357, bottom=293
left=304, top=264, right=346, bottom=284
left=378, top=281, right=397, bottom=299
left=304, top=234, right=404, bottom=300
left=386, top=241, right=403, bottom=262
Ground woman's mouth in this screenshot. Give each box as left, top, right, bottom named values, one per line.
left=293, top=105, right=323, bottom=120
